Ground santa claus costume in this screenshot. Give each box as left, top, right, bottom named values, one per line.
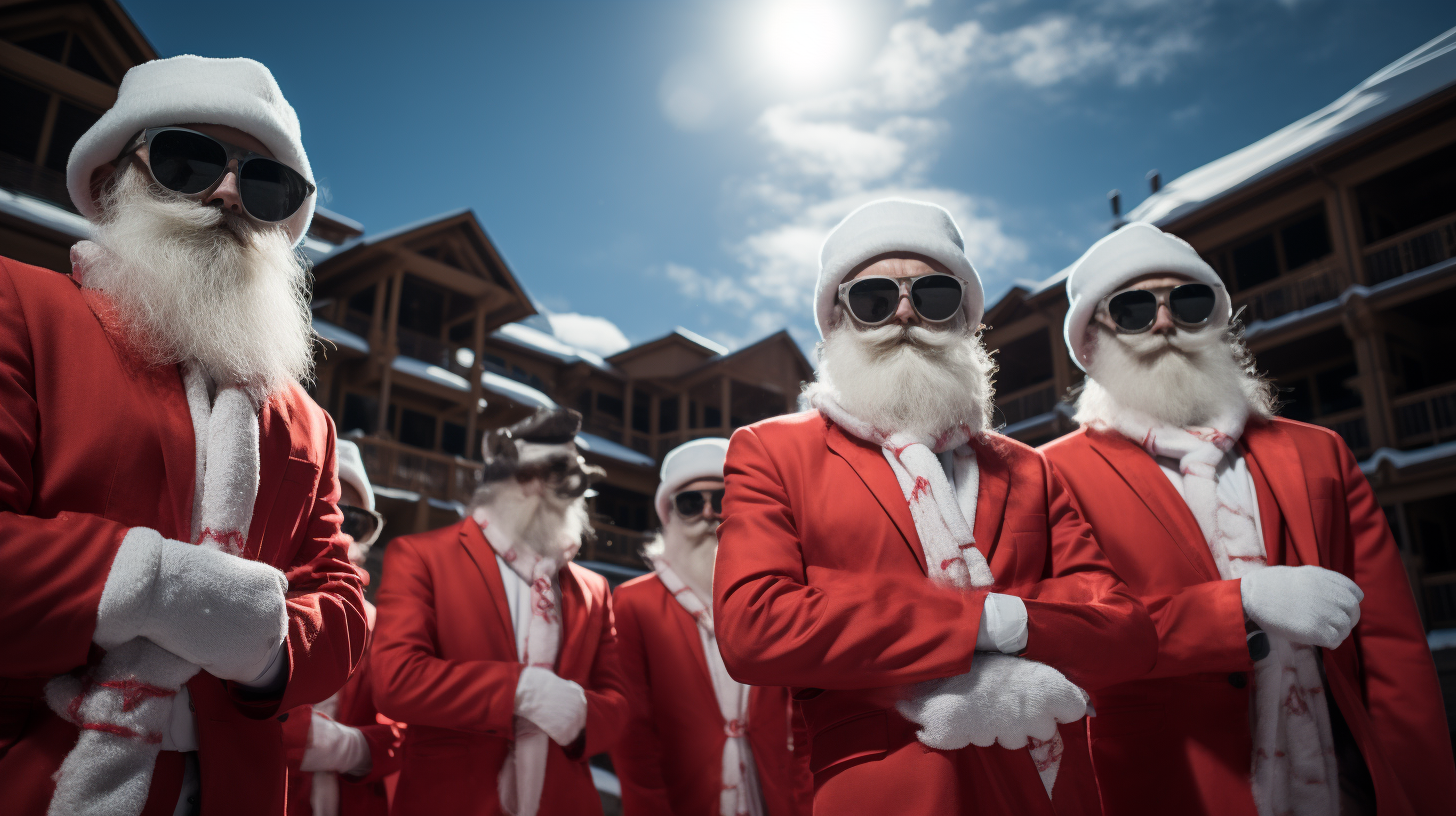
left=611, top=438, right=812, bottom=816
left=371, top=409, right=628, bottom=816
left=0, top=56, right=366, bottom=816
left=713, top=199, right=1158, bottom=816
left=1041, top=222, right=1456, bottom=816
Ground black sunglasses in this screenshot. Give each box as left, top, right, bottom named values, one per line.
left=121, top=127, right=315, bottom=223
left=1104, top=283, right=1217, bottom=333
left=836, top=273, right=964, bottom=326
left=673, top=489, right=724, bottom=518
left=339, top=503, right=385, bottom=549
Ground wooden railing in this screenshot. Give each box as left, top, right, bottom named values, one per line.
left=355, top=436, right=483, bottom=506
left=998, top=383, right=1058, bottom=427
left=1423, top=571, right=1456, bottom=629
left=1311, top=407, right=1370, bottom=457
left=1391, top=381, right=1456, bottom=449
left=1232, top=260, right=1344, bottom=325
left=395, top=327, right=453, bottom=368
left=1363, top=212, right=1456, bottom=285
left=341, top=309, right=372, bottom=340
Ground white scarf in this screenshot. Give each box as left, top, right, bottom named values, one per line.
left=651, top=557, right=764, bottom=816
left=808, top=391, right=1065, bottom=795
left=480, top=515, right=580, bottom=816
left=1087, top=404, right=1339, bottom=816
left=46, top=364, right=261, bottom=816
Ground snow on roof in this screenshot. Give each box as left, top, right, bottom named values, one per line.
left=493, top=322, right=613, bottom=371
left=482, top=370, right=556, bottom=410
left=0, top=187, right=90, bottom=239
left=392, top=355, right=471, bottom=391
left=311, top=317, right=370, bottom=354
left=1129, top=26, right=1456, bottom=226
left=1360, top=439, right=1456, bottom=476
left=673, top=327, right=729, bottom=355
left=575, top=431, right=656, bottom=468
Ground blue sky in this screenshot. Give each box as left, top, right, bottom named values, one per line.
left=125, top=0, right=1456, bottom=356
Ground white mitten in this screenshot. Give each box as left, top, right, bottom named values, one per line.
left=1241, top=565, right=1362, bottom=650
left=95, top=528, right=289, bottom=683
left=514, top=666, right=587, bottom=746
left=896, top=654, right=1089, bottom=751
left=300, top=712, right=371, bottom=775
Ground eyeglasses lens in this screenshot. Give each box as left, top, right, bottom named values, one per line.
left=148, top=129, right=227, bottom=194
left=1170, top=284, right=1216, bottom=324
left=674, top=491, right=706, bottom=517
left=240, top=158, right=311, bottom=222
left=1108, top=290, right=1158, bottom=331
left=910, top=275, right=962, bottom=321
left=339, top=505, right=379, bottom=542
left=846, top=278, right=900, bottom=323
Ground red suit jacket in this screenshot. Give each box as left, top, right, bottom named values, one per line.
left=283, top=601, right=403, bottom=816
left=371, top=518, right=629, bottom=816
left=1041, top=419, right=1456, bottom=816
left=0, top=255, right=369, bottom=815
left=713, top=411, right=1158, bottom=816
left=610, top=573, right=812, bottom=816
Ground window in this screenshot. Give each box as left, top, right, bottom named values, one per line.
left=441, top=422, right=468, bottom=457
left=0, top=74, right=49, bottom=162
left=659, top=396, right=680, bottom=433
left=347, top=286, right=376, bottom=316
left=593, top=484, right=653, bottom=531
left=1357, top=141, right=1456, bottom=244
left=703, top=405, right=722, bottom=427
left=398, top=275, right=447, bottom=336
left=688, top=399, right=699, bottom=429
left=994, top=331, right=1054, bottom=395
left=1208, top=206, right=1333, bottom=293
left=398, top=408, right=437, bottom=450
left=730, top=381, right=783, bottom=429
left=631, top=389, right=651, bottom=433
left=596, top=392, right=623, bottom=420
left=342, top=393, right=379, bottom=434
left=1313, top=362, right=1361, bottom=415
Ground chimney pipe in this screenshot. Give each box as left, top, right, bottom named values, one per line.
left=1147, top=170, right=1161, bottom=194
left=1108, top=189, right=1121, bottom=217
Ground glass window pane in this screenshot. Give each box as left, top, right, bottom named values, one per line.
left=1280, top=210, right=1332, bottom=271
left=399, top=408, right=438, bottom=450
left=44, top=100, right=100, bottom=173
left=0, top=73, right=50, bottom=162
left=1231, top=234, right=1280, bottom=291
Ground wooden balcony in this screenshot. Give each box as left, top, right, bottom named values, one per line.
left=1232, top=260, right=1344, bottom=325
left=580, top=521, right=654, bottom=571
left=998, top=382, right=1058, bottom=428
left=1311, top=407, right=1371, bottom=458
left=1391, top=381, right=1456, bottom=449
left=355, top=436, right=483, bottom=507
left=1422, top=571, right=1456, bottom=629
left=1363, top=211, right=1456, bottom=285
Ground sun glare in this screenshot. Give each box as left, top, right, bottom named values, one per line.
left=754, top=0, right=858, bottom=90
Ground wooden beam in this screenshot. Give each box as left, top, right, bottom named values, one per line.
left=466, top=304, right=487, bottom=459
left=0, top=40, right=117, bottom=110
left=376, top=270, right=405, bottom=437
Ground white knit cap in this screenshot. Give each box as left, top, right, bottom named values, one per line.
left=814, top=198, right=984, bottom=337
left=335, top=439, right=375, bottom=512
left=654, top=437, right=730, bottom=525
left=1062, top=221, right=1231, bottom=372
left=67, top=55, right=315, bottom=246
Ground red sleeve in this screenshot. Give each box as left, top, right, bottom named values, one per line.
left=575, top=586, right=629, bottom=760
left=607, top=592, right=674, bottom=815
left=346, top=720, right=405, bottom=784
left=370, top=535, right=521, bottom=735
left=230, top=426, right=369, bottom=718
left=281, top=704, right=314, bottom=769
left=0, top=259, right=128, bottom=676
left=1018, top=463, right=1159, bottom=690
left=1337, top=442, right=1456, bottom=811
left=1136, top=581, right=1250, bottom=679
left=714, top=426, right=987, bottom=689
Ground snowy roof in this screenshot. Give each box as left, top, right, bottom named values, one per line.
left=1129, top=27, right=1456, bottom=226
left=391, top=354, right=558, bottom=410
left=311, top=317, right=370, bottom=354
left=493, top=322, right=614, bottom=371
left=1360, top=439, right=1456, bottom=477
left=392, top=355, right=472, bottom=391
left=575, top=431, right=656, bottom=468
left=672, top=327, right=729, bottom=355
left=0, top=187, right=90, bottom=239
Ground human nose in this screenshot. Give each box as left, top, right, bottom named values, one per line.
left=1150, top=302, right=1177, bottom=334
left=206, top=161, right=245, bottom=215
left=703, top=502, right=723, bottom=521
left=892, top=285, right=919, bottom=325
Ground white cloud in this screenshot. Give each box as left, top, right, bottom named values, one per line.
left=546, top=313, right=632, bottom=356
left=659, top=60, right=720, bottom=132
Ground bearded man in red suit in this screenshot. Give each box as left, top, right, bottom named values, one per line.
left=712, top=198, right=1158, bottom=816
left=1041, top=221, right=1456, bottom=816
left=612, top=437, right=811, bottom=816
left=371, top=408, right=628, bottom=816
left=0, top=56, right=366, bottom=816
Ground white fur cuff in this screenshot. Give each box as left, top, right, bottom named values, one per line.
left=94, top=528, right=165, bottom=649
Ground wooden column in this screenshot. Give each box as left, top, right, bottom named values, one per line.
left=1342, top=295, right=1394, bottom=450
left=368, top=279, right=388, bottom=347
left=720, top=377, right=732, bottom=435
left=465, top=304, right=487, bottom=459
left=376, top=269, right=405, bottom=438
left=678, top=392, right=690, bottom=433
left=622, top=381, right=635, bottom=442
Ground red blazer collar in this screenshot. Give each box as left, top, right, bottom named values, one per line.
left=970, top=435, right=1010, bottom=567
left=1084, top=427, right=1221, bottom=581
left=555, top=564, right=596, bottom=679
left=1241, top=420, right=1319, bottom=570
left=459, top=519, right=515, bottom=642
left=652, top=574, right=718, bottom=702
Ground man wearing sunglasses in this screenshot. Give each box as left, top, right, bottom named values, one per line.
left=713, top=199, right=1156, bottom=815
left=282, top=439, right=403, bottom=816
left=1042, top=222, right=1455, bottom=816
left=0, top=56, right=368, bottom=816
left=612, top=438, right=810, bottom=816
left=372, top=408, right=628, bottom=816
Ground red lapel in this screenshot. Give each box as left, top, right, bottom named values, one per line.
left=1241, top=421, right=1321, bottom=570
left=156, top=363, right=198, bottom=541
left=459, top=520, right=514, bottom=641
left=971, top=436, right=1010, bottom=568
left=1241, top=440, right=1288, bottom=566
left=657, top=576, right=717, bottom=702
left=1084, top=428, right=1221, bottom=581
left=555, top=564, right=595, bottom=678
left=245, top=398, right=297, bottom=562
left=824, top=421, right=926, bottom=574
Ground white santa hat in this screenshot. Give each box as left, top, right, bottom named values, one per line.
left=67, top=55, right=315, bottom=246
left=1062, top=221, right=1231, bottom=372
left=814, top=198, right=985, bottom=338
left=334, top=439, right=375, bottom=512
left=654, top=437, right=730, bottom=525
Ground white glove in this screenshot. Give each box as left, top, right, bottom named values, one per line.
left=94, top=528, right=289, bottom=683
left=1241, top=565, right=1363, bottom=650
left=515, top=666, right=587, bottom=746
left=310, top=772, right=340, bottom=816
left=896, top=654, right=1089, bottom=751
left=300, top=711, right=371, bottom=775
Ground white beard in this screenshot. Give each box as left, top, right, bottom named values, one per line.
left=650, top=517, right=719, bottom=602
left=1077, top=323, right=1275, bottom=429
left=81, top=164, right=316, bottom=399
left=477, top=478, right=591, bottom=562
left=806, top=320, right=995, bottom=438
